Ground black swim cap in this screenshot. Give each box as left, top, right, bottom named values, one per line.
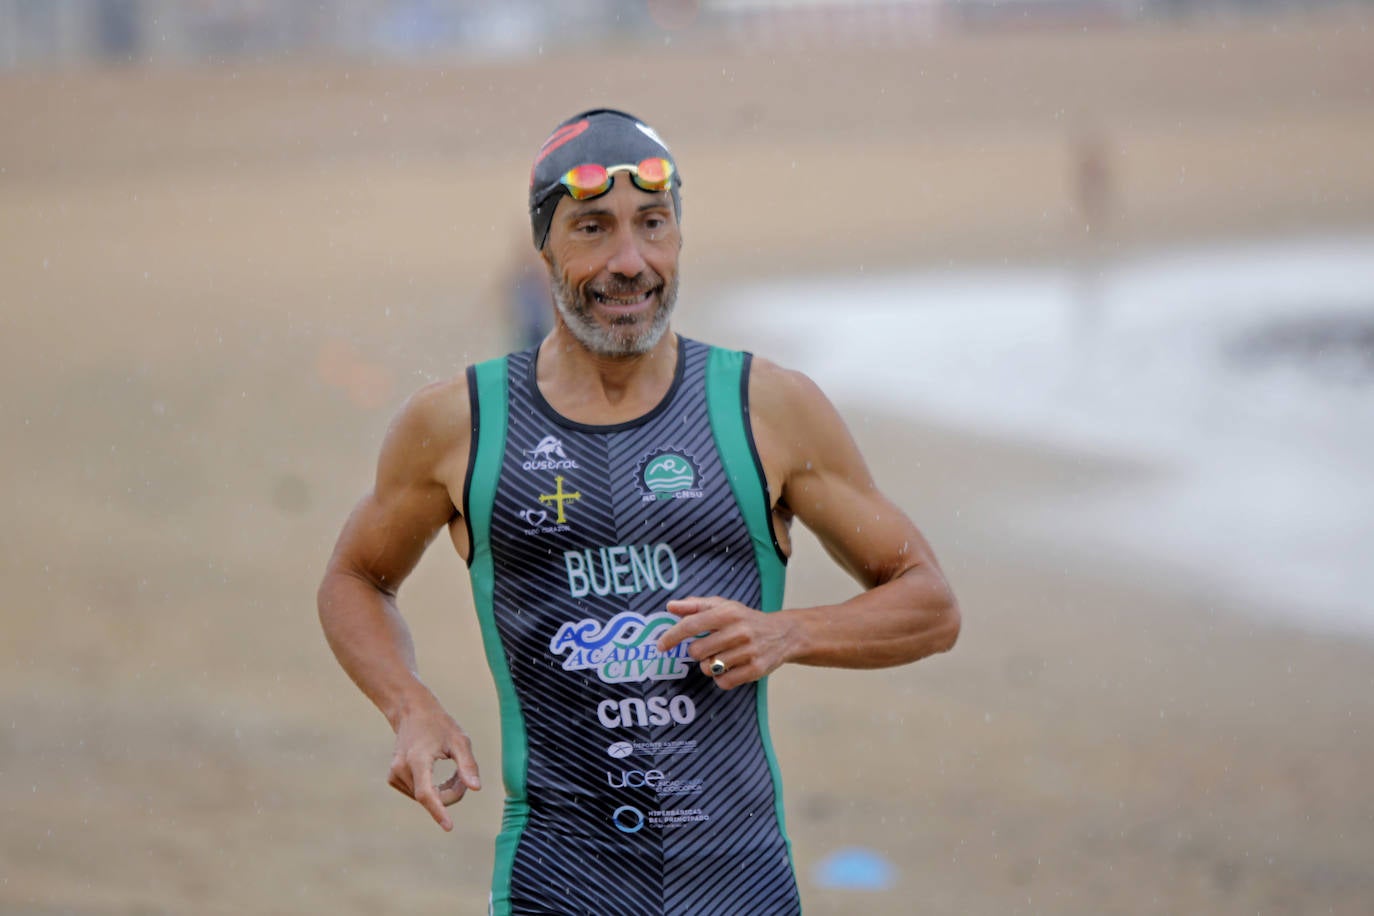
left=528, top=108, right=682, bottom=249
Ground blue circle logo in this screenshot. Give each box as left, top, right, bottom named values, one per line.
left=613, top=805, right=645, bottom=834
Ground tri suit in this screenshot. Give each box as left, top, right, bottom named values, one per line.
left=463, top=337, right=802, bottom=915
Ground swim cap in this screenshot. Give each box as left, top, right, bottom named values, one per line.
left=528, top=108, right=682, bottom=249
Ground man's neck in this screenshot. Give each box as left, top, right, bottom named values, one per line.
left=534, top=328, right=679, bottom=426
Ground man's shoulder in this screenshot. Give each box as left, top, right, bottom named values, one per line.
left=745, top=353, right=830, bottom=418
left=389, top=371, right=472, bottom=451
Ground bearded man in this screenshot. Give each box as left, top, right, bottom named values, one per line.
left=318, top=108, right=960, bottom=915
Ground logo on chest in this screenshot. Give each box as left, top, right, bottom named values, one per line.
left=550, top=610, right=695, bottom=683
left=522, top=434, right=579, bottom=472
left=515, top=474, right=582, bottom=535
left=636, top=449, right=705, bottom=503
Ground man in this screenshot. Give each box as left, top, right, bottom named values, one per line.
left=318, top=108, right=960, bottom=915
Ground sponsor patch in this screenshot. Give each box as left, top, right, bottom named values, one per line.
left=635, top=449, right=704, bottom=503
left=550, top=611, right=694, bottom=683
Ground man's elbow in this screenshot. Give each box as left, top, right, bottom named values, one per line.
left=316, top=561, right=375, bottom=627
left=316, top=572, right=335, bottom=616
left=931, top=594, right=961, bottom=654
left=919, top=582, right=960, bottom=657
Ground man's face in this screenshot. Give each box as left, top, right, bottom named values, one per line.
left=542, top=176, right=682, bottom=358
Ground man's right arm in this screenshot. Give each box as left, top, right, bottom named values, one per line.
left=316, top=375, right=479, bottom=832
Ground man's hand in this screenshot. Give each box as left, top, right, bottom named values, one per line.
left=386, top=700, right=482, bottom=832
left=657, top=597, right=800, bottom=690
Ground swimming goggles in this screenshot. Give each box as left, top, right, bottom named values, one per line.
left=558, top=157, right=675, bottom=201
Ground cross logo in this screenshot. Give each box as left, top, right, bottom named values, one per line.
left=538, top=476, right=582, bottom=524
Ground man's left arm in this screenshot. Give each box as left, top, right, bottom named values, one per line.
left=657, top=360, right=959, bottom=689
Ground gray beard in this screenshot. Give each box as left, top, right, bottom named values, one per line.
left=548, top=268, right=678, bottom=358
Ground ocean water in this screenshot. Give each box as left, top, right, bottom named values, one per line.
left=725, top=235, right=1374, bottom=637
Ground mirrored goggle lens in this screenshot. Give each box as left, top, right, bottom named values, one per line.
left=629, top=157, right=673, bottom=192
left=561, top=163, right=611, bottom=200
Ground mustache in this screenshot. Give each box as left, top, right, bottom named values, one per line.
left=589, top=273, right=661, bottom=297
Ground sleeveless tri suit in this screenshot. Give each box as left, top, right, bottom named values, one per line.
left=463, top=337, right=802, bottom=915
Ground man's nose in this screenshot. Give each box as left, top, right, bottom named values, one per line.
left=606, top=228, right=648, bottom=278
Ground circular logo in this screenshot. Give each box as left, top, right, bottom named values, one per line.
left=643, top=453, right=696, bottom=494
left=607, top=741, right=634, bottom=759
left=613, top=805, right=645, bottom=834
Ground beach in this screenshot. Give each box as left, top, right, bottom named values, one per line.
left=3, top=12, right=1374, bottom=913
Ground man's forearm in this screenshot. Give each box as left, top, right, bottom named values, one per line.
left=317, top=568, right=439, bottom=729
left=785, top=566, right=959, bottom=669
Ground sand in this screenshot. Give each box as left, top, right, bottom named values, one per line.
left=3, top=12, right=1374, bottom=914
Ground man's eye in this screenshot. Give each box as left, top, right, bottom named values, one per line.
left=575, top=223, right=602, bottom=235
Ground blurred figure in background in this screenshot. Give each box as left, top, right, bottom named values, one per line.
left=1070, top=117, right=1115, bottom=344
left=504, top=235, right=553, bottom=351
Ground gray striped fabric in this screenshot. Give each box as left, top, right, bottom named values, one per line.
left=476, top=337, right=800, bottom=915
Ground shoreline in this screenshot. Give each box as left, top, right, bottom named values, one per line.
left=691, top=232, right=1374, bottom=643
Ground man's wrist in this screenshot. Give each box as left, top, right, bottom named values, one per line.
left=778, top=606, right=818, bottom=667
left=383, top=680, right=439, bottom=731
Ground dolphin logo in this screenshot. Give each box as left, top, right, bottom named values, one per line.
left=527, top=436, right=567, bottom=462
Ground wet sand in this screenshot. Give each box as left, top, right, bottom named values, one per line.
left=3, top=13, right=1374, bottom=914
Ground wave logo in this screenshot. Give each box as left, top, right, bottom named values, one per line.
left=638, top=450, right=704, bottom=502
left=549, top=611, right=694, bottom=683
left=523, top=435, right=578, bottom=472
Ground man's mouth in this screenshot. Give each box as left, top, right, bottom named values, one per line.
left=592, top=288, right=656, bottom=310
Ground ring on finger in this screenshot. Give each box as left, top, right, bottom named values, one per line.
left=709, top=658, right=727, bottom=677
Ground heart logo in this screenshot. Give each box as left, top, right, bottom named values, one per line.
left=518, top=508, right=549, bottom=528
